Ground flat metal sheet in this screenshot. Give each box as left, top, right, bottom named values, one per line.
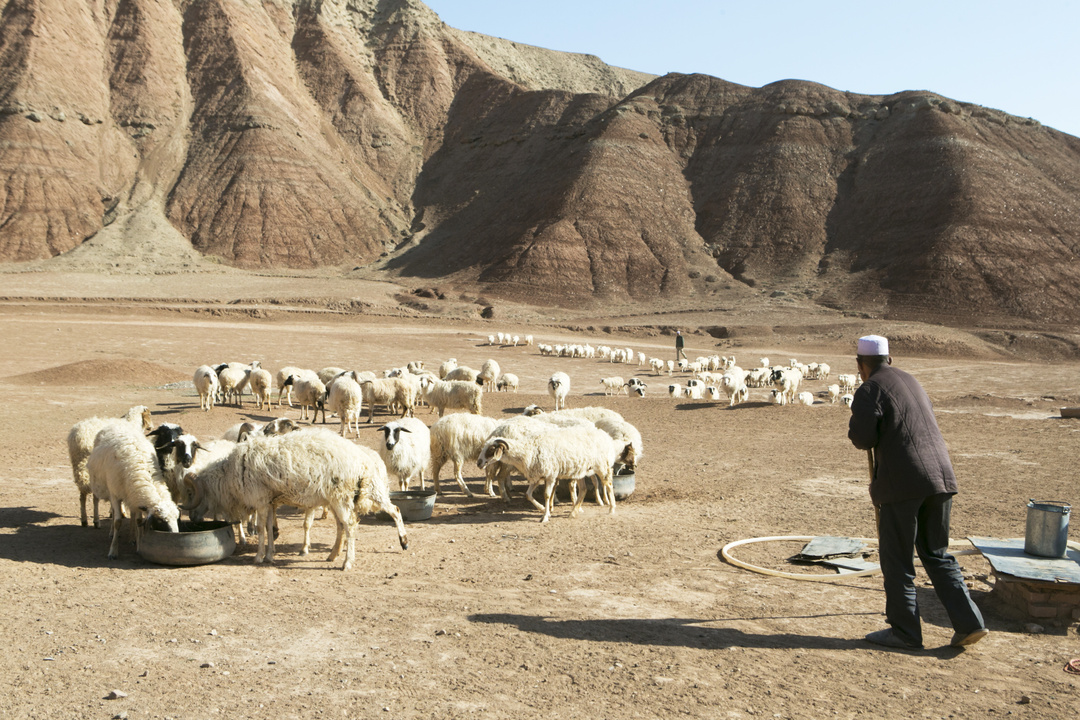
left=795, top=536, right=867, bottom=560
left=825, top=557, right=880, bottom=572
left=967, top=536, right=1080, bottom=584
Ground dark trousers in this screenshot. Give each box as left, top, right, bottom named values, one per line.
left=877, top=493, right=984, bottom=646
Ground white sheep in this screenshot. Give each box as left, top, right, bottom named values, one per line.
left=193, top=366, right=220, bottom=411
left=477, top=421, right=634, bottom=522
left=378, top=418, right=431, bottom=491
left=429, top=413, right=499, bottom=497
left=720, top=373, right=749, bottom=406
left=548, top=371, right=570, bottom=411
left=666, top=360, right=675, bottom=375
left=838, top=373, right=859, bottom=393
left=284, top=374, right=327, bottom=423
left=525, top=335, right=534, bottom=346
left=216, top=361, right=258, bottom=406
left=797, top=391, right=815, bottom=406
left=420, top=376, right=483, bottom=416
left=600, top=376, right=625, bottom=396
left=325, top=371, right=364, bottom=437
left=444, top=365, right=479, bottom=383
left=66, top=405, right=152, bottom=527
left=817, top=363, right=831, bottom=381
left=827, top=384, right=841, bottom=404
left=360, top=376, right=416, bottom=422
left=477, top=359, right=501, bottom=392
left=87, top=422, right=180, bottom=559
left=770, top=367, right=803, bottom=406
left=649, top=358, right=665, bottom=375
left=438, top=358, right=458, bottom=378
left=181, top=430, right=408, bottom=569
left=276, top=366, right=314, bottom=407
left=841, top=393, right=854, bottom=407
left=668, top=382, right=682, bottom=398
left=249, top=367, right=273, bottom=410
left=496, top=373, right=520, bottom=392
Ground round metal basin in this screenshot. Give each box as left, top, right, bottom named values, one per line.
left=389, top=490, right=436, bottom=521
left=555, top=469, right=636, bottom=502
left=137, top=520, right=237, bottom=566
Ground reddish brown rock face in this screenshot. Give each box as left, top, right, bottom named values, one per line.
left=1, top=0, right=1078, bottom=322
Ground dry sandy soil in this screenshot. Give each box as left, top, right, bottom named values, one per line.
left=1, top=271, right=1078, bottom=720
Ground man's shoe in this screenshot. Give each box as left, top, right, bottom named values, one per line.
left=950, top=627, right=989, bottom=647
left=864, top=628, right=923, bottom=650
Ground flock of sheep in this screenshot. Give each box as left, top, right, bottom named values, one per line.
left=63, top=332, right=857, bottom=570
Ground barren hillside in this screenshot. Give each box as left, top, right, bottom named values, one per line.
left=1, top=0, right=1078, bottom=324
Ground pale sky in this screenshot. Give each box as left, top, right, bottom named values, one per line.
left=426, top=0, right=1079, bottom=138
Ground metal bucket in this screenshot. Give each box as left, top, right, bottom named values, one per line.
left=1024, top=500, right=1071, bottom=558
left=138, top=520, right=237, bottom=566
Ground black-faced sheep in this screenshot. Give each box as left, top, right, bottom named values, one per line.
left=548, top=371, right=570, bottom=411
left=378, top=418, right=431, bottom=491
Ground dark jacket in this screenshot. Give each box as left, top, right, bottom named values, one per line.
left=675, top=334, right=684, bottom=349
left=848, top=364, right=957, bottom=505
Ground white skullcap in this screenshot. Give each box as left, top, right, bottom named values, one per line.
left=857, top=335, right=889, bottom=356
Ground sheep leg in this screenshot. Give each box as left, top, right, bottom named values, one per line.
left=590, top=474, right=606, bottom=507
left=255, top=507, right=272, bottom=564
left=301, top=508, right=316, bottom=555
left=375, top=500, right=409, bottom=550
left=451, top=460, right=474, bottom=498
left=418, top=470, right=426, bottom=492
left=602, top=470, right=617, bottom=515
left=570, top=478, right=587, bottom=518
left=107, top=498, right=123, bottom=559
left=497, top=464, right=513, bottom=501
left=540, top=479, right=555, bottom=523
left=92, top=494, right=101, bottom=528
left=79, top=489, right=89, bottom=527
left=326, top=510, right=345, bottom=562
left=525, top=480, right=546, bottom=513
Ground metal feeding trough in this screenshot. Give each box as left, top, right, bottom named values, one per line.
left=137, top=519, right=237, bottom=566
left=389, top=490, right=436, bottom=521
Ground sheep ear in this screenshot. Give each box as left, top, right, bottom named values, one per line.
left=398, top=427, right=412, bottom=434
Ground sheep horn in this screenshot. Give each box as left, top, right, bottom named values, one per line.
left=179, top=473, right=203, bottom=511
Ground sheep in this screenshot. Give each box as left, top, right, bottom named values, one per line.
left=428, top=414, right=499, bottom=497
left=181, top=429, right=408, bottom=569
left=827, top=384, right=841, bottom=404
left=360, top=376, right=415, bottom=422
left=720, top=373, right=749, bottom=406
left=87, top=422, right=180, bottom=559
left=284, top=374, right=327, bottom=423
left=477, top=359, right=501, bottom=392
left=524, top=335, right=534, bottom=346
left=496, top=373, right=520, bottom=392
left=837, top=373, right=859, bottom=393
left=487, top=334, right=496, bottom=346
left=249, top=367, right=274, bottom=410
left=817, top=363, right=831, bottom=381
left=66, top=405, right=152, bottom=528
left=414, top=375, right=481, bottom=417
left=841, top=393, right=854, bottom=407
left=666, top=360, right=675, bottom=375
left=378, top=418, right=431, bottom=491
left=325, top=371, right=364, bottom=437
left=276, top=366, right=315, bottom=407
left=477, top=422, right=635, bottom=522
left=216, top=362, right=256, bottom=406
left=668, top=383, right=682, bottom=398
left=193, top=366, right=220, bottom=411
left=770, top=367, right=803, bottom=406
left=438, top=358, right=458, bottom=379
left=797, top=391, right=815, bottom=406
left=649, top=358, right=665, bottom=375
left=760, top=357, right=770, bottom=368
left=625, top=378, right=647, bottom=395
left=684, top=384, right=704, bottom=400
left=147, top=422, right=186, bottom=496
left=512, top=335, right=520, bottom=347
left=444, top=365, right=479, bottom=383
left=548, top=372, right=570, bottom=411
left=220, top=417, right=300, bottom=442
left=600, top=376, right=626, bottom=396
left=706, top=386, right=720, bottom=401
left=496, top=332, right=506, bottom=345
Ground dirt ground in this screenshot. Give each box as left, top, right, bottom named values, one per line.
left=1, top=273, right=1078, bottom=720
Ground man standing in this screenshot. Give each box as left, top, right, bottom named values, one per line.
left=848, top=335, right=988, bottom=650
left=675, top=330, right=686, bottom=363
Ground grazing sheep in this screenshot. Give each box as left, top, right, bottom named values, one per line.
left=429, top=414, right=499, bottom=497
left=193, top=366, right=220, bottom=411
left=147, top=422, right=186, bottom=495
left=317, top=367, right=346, bottom=385
left=477, top=359, right=501, bottom=392
left=444, top=365, right=479, bottom=383
left=496, top=373, right=520, bottom=392
left=477, top=422, right=635, bottom=523
left=797, top=391, right=815, bottom=406
left=548, top=372, right=570, bottom=411
left=67, top=405, right=152, bottom=528
left=249, top=367, right=274, bottom=410
left=284, top=374, right=327, bottom=423
left=378, top=418, right=432, bottom=491
left=419, top=376, right=483, bottom=417
left=600, top=376, right=626, bottom=396
left=325, top=371, right=364, bottom=437
left=87, top=423, right=180, bottom=559
left=181, top=430, right=408, bottom=569
left=360, top=376, right=415, bottom=422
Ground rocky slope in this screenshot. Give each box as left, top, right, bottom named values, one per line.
left=1, top=0, right=1078, bottom=323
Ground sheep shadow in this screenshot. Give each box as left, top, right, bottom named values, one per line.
left=675, top=402, right=723, bottom=411
left=0, top=506, right=59, bottom=529
left=0, top=510, right=149, bottom=568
